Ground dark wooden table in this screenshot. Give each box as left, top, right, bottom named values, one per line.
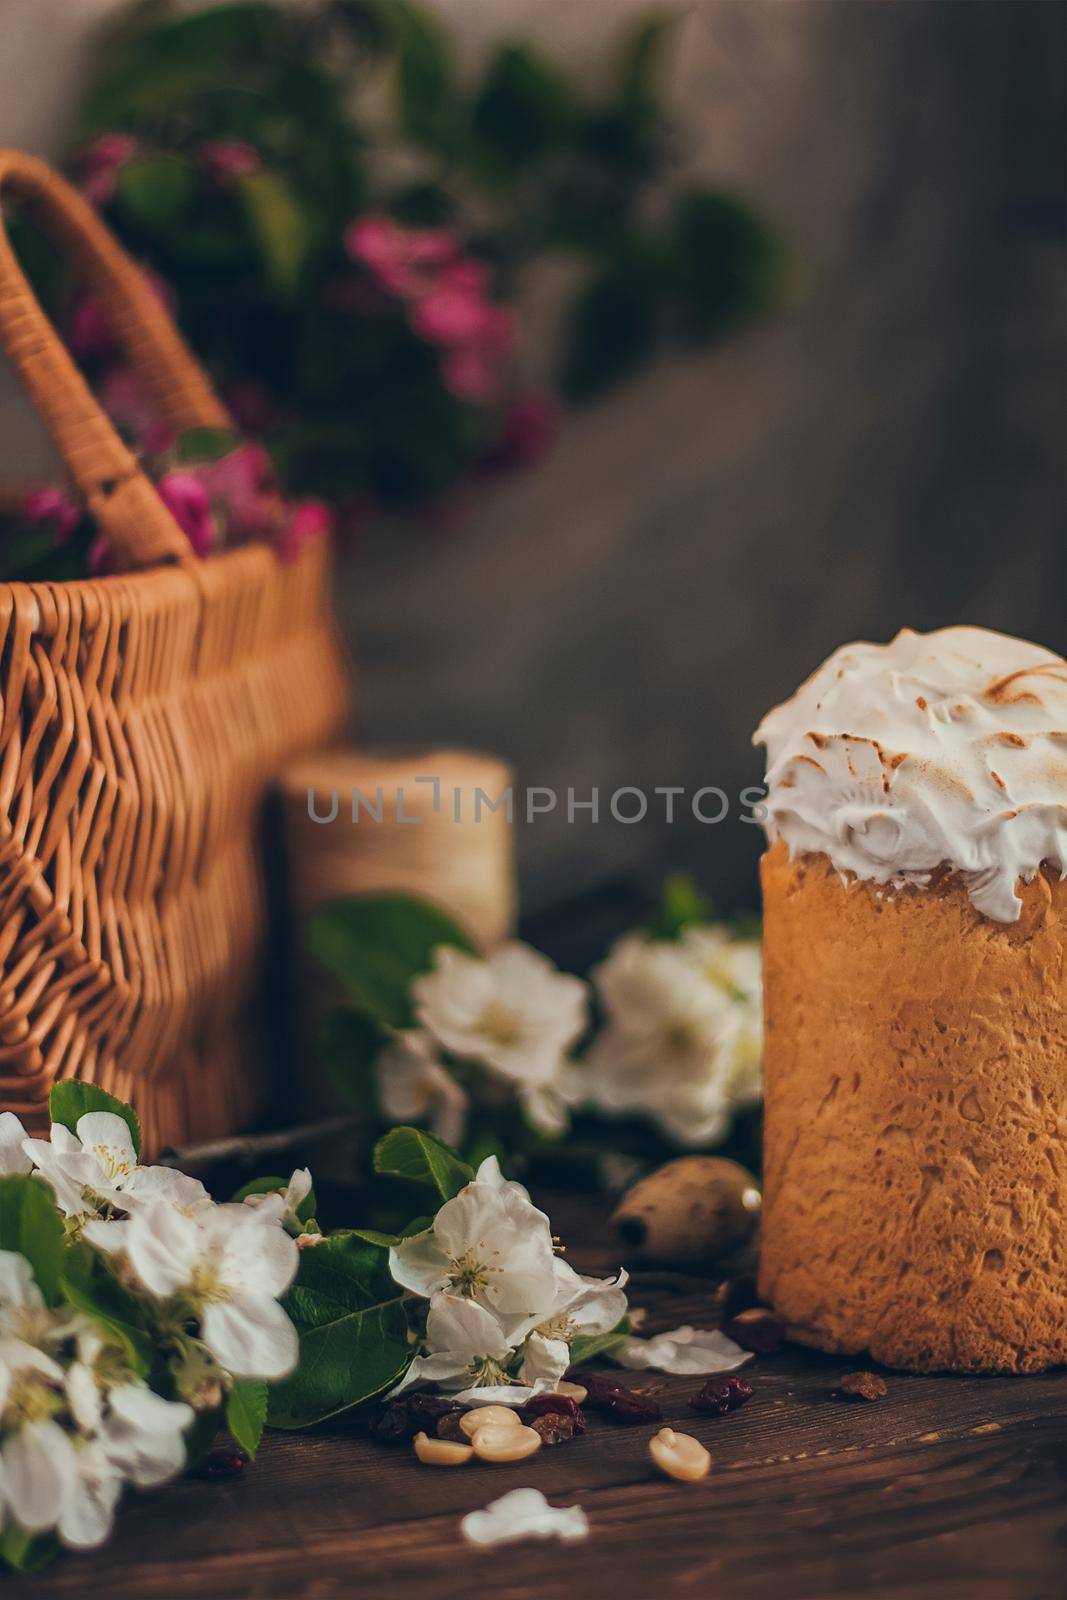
left=13, top=1191, right=1066, bottom=1600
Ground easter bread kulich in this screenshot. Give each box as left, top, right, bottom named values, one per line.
left=753, top=627, right=1067, bottom=1372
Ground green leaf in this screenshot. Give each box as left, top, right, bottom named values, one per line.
left=616, top=12, right=675, bottom=119
left=561, top=248, right=665, bottom=400
left=267, top=1237, right=411, bottom=1428
left=232, top=1175, right=318, bottom=1225
left=61, top=1245, right=152, bottom=1376
left=385, top=1, right=455, bottom=152
left=0, top=1177, right=64, bottom=1305
left=646, top=873, right=715, bottom=941
left=309, top=893, right=476, bottom=1030
left=319, top=1008, right=388, bottom=1111
left=671, top=188, right=784, bottom=341
left=373, top=1127, right=472, bottom=1202
left=174, top=428, right=243, bottom=465
left=116, top=155, right=196, bottom=234
left=471, top=43, right=576, bottom=173
left=226, top=1379, right=268, bottom=1458
left=236, top=170, right=309, bottom=298
left=0, top=1525, right=60, bottom=1573
left=349, top=1216, right=432, bottom=1249
left=49, top=1081, right=141, bottom=1159
left=569, top=1316, right=631, bottom=1367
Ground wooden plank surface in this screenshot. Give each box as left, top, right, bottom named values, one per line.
left=12, top=1190, right=1066, bottom=1600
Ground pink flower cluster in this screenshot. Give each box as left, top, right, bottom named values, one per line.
left=345, top=216, right=514, bottom=403
left=156, top=445, right=332, bottom=563
left=77, top=134, right=136, bottom=207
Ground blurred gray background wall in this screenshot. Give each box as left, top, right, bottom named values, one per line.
left=1, top=0, right=1064, bottom=930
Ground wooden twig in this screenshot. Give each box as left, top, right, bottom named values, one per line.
left=156, top=1114, right=357, bottom=1173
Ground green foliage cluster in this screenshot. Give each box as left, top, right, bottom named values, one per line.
left=52, top=0, right=783, bottom=513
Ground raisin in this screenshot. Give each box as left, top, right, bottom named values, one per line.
left=435, top=1410, right=469, bottom=1442
left=689, top=1375, right=754, bottom=1416
left=530, top=1413, right=576, bottom=1446
left=522, top=1394, right=587, bottom=1434
left=836, top=1371, right=887, bottom=1401
left=370, top=1392, right=457, bottom=1443
left=725, top=1307, right=786, bottom=1355
left=577, top=1371, right=662, bottom=1425
left=193, top=1446, right=248, bottom=1479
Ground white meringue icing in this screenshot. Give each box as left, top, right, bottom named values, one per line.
left=753, top=626, right=1067, bottom=922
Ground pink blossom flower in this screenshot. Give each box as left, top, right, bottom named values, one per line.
left=344, top=215, right=458, bottom=299
left=277, top=499, right=333, bottom=561
left=194, top=444, right=276, bottom=542
left=199, top=140, right=261, bottom=184
left=78, top=133, right=136, bottom=207
left=157, top=472, right=217, bottom=557
left=411, top=284, right=495, bottom=346
left=24, top=487, right=81, bottom=544
left=99, top=367, right=175, bottom=454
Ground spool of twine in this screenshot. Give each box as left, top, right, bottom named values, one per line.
left=279, top=747, right=517, bottom=949
left=277, top=747, right=518, bottom=1171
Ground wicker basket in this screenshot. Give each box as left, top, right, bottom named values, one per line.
left=0, top=151, right=349, bottom=1153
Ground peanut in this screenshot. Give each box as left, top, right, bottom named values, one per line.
left=648, top=1427, right=712, bottom=1482
left=413, top=1431, right=473, bottom=1466
left=471, top=1423, right=543, bottom=1463
left=458, top=1405, right=524, bottom=1440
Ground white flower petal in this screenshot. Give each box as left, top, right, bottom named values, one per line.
left=120, top=1165, right=211, bottom=1213
left=102, top=1385, right=192, bottom=1486
left=0, top=1250, right=44, bottom=1313
left=3, top=1421, right=76, bottom=1531
left=452, top=1382, right=548, bottom=1406
left=614, top=1325, right=752, bottom=1375
left=217, top=1215, right=299, bottom=1300
left=0, top=1114, right=31, bottom=1176
left=519, top=1332, right=570, bottom=1388
left=75, top=1113, right=137, bottom=1177
left=285, top=1167, right=313, bottom=1210
left=388, top=1230, right=450, bottom=1299
left=201, top=1295, right=299, bottom=1381
left=424, top=1293, right=513, bottom=1363
left=461, top=1488, right=589, bottom=1548
left=65, top=1362, right=103, bottom=1434
left=122, top=1205, right=204, bottom=1298
left=57, top=1445, right=121, bottom=1549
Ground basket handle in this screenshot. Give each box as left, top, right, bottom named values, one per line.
left=0, top=149, right=234, bottom=569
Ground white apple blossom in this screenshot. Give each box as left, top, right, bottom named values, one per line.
left=580, top=929, right=763, bottom=1147
left=23, top=1112, right=209, bottom=1223
left=412, top=943, right=587, bottom=1132
left=390, top=1157, right=630, bottom=1401
left=394, top=1291, right=517, bottom=1395
left=85, top=1200, right=299, bottom=1381
left=518, top=1258, right=629, bottom=1388
left=389, top=1157, right=559, bottom=1325
left=0, top=1249, right=193, bottom=1551
left=376, top=1031, right=468, bottom=1150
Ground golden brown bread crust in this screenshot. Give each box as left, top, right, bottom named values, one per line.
left=758, top=838, right=1067, bottom=1373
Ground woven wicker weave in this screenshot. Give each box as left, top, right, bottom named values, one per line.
left=0, top=151, right=349, bottom=1154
